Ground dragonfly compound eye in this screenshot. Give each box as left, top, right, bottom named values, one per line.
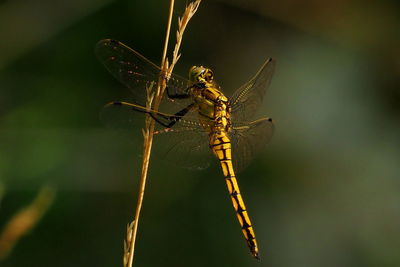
left=189, top=66, right=208, bottom=83
left=189, top=66, right=200, bottom=82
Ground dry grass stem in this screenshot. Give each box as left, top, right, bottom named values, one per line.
left=125, top=82, right=158, bottom=267
left=0, top=185, right=56, bottom=260
left=124, top=0, right=201, bottom=266
left=123, top=221, right=135, bottom=266
left=169, top=0, right=201, bottom=74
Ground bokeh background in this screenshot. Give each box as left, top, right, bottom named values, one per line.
left=1, top=0, right=399, bottom=266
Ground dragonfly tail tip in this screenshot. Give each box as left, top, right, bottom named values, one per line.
left=253, top=252, right=261, bottom=261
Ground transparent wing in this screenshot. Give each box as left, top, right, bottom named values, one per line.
left=230, top=58, right=276, bottom=122
left=154, top=125, right=213, bottom=171
left=229, top=118, right=274, bottom=173
left=100, top=101, right=213, bottom=170
left=95, top=39, right=192, bottom=110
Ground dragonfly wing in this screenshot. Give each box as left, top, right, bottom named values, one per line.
left=95, top=39, right=192, bottom=109
left=229, top=58, right=276, bottom=122
left=154, top=125, right=213, bottom=171
left=100, top=101, right=213, bottom=170
left=229, top=118, right=274, bottom=173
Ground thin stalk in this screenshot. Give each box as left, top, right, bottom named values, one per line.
left=125, top=1, right=174, bottom=265
left=124, top=1, right=201, bottom=266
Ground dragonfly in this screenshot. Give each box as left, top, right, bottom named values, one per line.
left=96, top=39, right=275, bottom=259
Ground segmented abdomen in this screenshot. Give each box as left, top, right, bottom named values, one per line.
left=210, top=133, right=260, bottom=259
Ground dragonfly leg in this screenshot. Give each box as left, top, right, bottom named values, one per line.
left=151, top=103, right=195, bottom=128
left=166, top=86, right=191, bottom=99
left=108, top=101, right=195, bottom=129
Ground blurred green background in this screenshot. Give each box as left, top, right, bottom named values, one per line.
left=1, top=0, right=399, bottom=266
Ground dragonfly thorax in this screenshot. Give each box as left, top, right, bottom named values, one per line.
left=189, top=82, right=232, bottom=134
left=188, top=66, right=231, bottom=134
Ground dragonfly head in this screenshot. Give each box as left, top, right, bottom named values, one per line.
left=189, top=66, right=214, bottom=84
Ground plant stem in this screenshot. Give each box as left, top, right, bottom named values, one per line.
left=125, top=1, right=175, bottom=266
left=124, top=0, right=201, bottom=265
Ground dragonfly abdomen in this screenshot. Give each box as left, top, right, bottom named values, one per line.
left=210, top=133, right=260, bottom=259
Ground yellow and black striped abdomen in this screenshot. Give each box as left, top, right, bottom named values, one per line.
left=210, top=133, right=260, bottom=259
